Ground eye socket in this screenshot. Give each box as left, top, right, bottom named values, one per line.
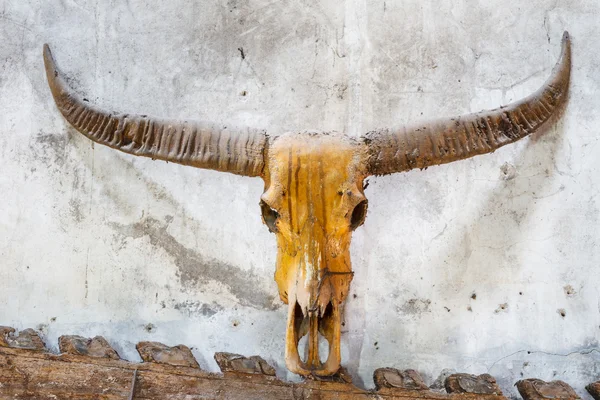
left=350, top=200, right=368, bottom=230
left=260, top=200, right=280, bottom=233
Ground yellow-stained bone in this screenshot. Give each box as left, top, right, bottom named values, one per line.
left=263, top=133, right=368, bottom=375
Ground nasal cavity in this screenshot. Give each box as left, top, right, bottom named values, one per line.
left=294, top=301, right=332, bottom=367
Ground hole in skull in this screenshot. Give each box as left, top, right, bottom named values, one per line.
left=260, top=200, right=279, bottom=232
left=350, top=200, right=368, bottom=230
left=321, top=302, right=333, bottom=323
left=320, top=333, right=330, bottom=364
left=294, top=301, right=334, bottom=366
left=297, top=331, right=330, bottom=365
left=297, top=334, right=308, bottom=361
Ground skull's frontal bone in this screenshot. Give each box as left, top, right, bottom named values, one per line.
left=261, top=133, right=368, bottom=375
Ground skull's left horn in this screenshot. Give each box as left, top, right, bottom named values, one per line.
left=364, top=32, right=571, bottom=176
left=43, top=45, right=267, bottom=177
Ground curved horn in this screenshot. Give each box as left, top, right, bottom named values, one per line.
left=364, top=32, right=571, bottom=176
left=43, top=45, right=267, bottom=177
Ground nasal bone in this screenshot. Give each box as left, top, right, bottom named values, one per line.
left=285, top=296, right=342, bottom=376
left=306, top=310, right=321, bottom=369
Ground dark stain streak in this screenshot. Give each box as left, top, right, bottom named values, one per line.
left=34, top=133, right=68, bottom=167
left=398, top=298, right=431, bottom=315
left=110, top=217, right=278, bottom=311
left=174, top=300, right=224, bottom=317
left=36, top=132, right=67, bottom=148
left=69, top=198, right=84, bottom=222
left=238, top=47, right=245, bottom=60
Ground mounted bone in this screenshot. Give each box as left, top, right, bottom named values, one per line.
left=43, top=45, right=267, bottom=177
left=263, top=133, right=366, bottom=375
left=365, top=32, right=571, bottom=175
left=44, top=32, right=571, bottom=377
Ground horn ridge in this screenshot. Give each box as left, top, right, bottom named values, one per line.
left=364, top=31, right=571, bottom=176
left=43, top=44, right=267, bottom=177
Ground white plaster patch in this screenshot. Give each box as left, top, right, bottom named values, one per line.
left=1, top=1, right=599, bottom=398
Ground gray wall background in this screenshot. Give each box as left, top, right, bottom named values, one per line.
left=1, top=0, right=599, bottom=397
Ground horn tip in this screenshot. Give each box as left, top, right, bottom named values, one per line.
left=43, top=43, right=51, bottom=58
left=42, top=43, right=55, bottom=69
left=560, top=31, right=571, bottom=64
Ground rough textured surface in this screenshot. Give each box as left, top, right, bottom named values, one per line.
left=586, top=382, right=600, bottom=400
left=374, top=368, right=429, bottom=390
left=0, top=327, right=15, bottom=347
left=365, top=33, right=571, bottom=176
left=137, top=341, right=200, bottom=368
left=59, top=334, right=120, bottom=359
left=44, top=45, right=267, bottom=177
left=305, top=366, right=354, bottom=384
left=0, top=0, right=599, bottom=397
left=214, top=351, right=276, bottom=376
left=0, top=346, right=511, bottom=400
left=444, top=373, right=502, bottom=395
left=516, top=379, right=580, bottom=400
left=0, top=327, right=46, bottom=350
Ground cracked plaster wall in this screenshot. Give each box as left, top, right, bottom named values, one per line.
left=1, top=0, right=599, bottom=398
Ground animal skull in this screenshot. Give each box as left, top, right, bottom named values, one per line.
left=43, top=32, right=571, bottom=376
left=264, top=133, right=367, bottom=375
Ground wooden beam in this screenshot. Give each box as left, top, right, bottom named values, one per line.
left=0, top=328, right=586, bottom=399
left=0, top=346, right=504, bottom=400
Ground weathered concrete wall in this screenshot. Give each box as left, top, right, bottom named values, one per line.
left=1, top=0, right=599, bottom=397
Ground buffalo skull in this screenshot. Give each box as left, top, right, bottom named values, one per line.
left=43, top=32, right=571, bottom=376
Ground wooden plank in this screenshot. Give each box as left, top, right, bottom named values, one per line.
left=0, top=347, right=508, bottom=400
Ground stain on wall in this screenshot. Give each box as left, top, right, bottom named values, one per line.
left=110, top=217, right=277, bottom=310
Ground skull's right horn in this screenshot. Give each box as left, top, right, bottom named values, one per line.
left=43, top=44, right=268, bottom=177
left=364, top=31, right=571, bottom=176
